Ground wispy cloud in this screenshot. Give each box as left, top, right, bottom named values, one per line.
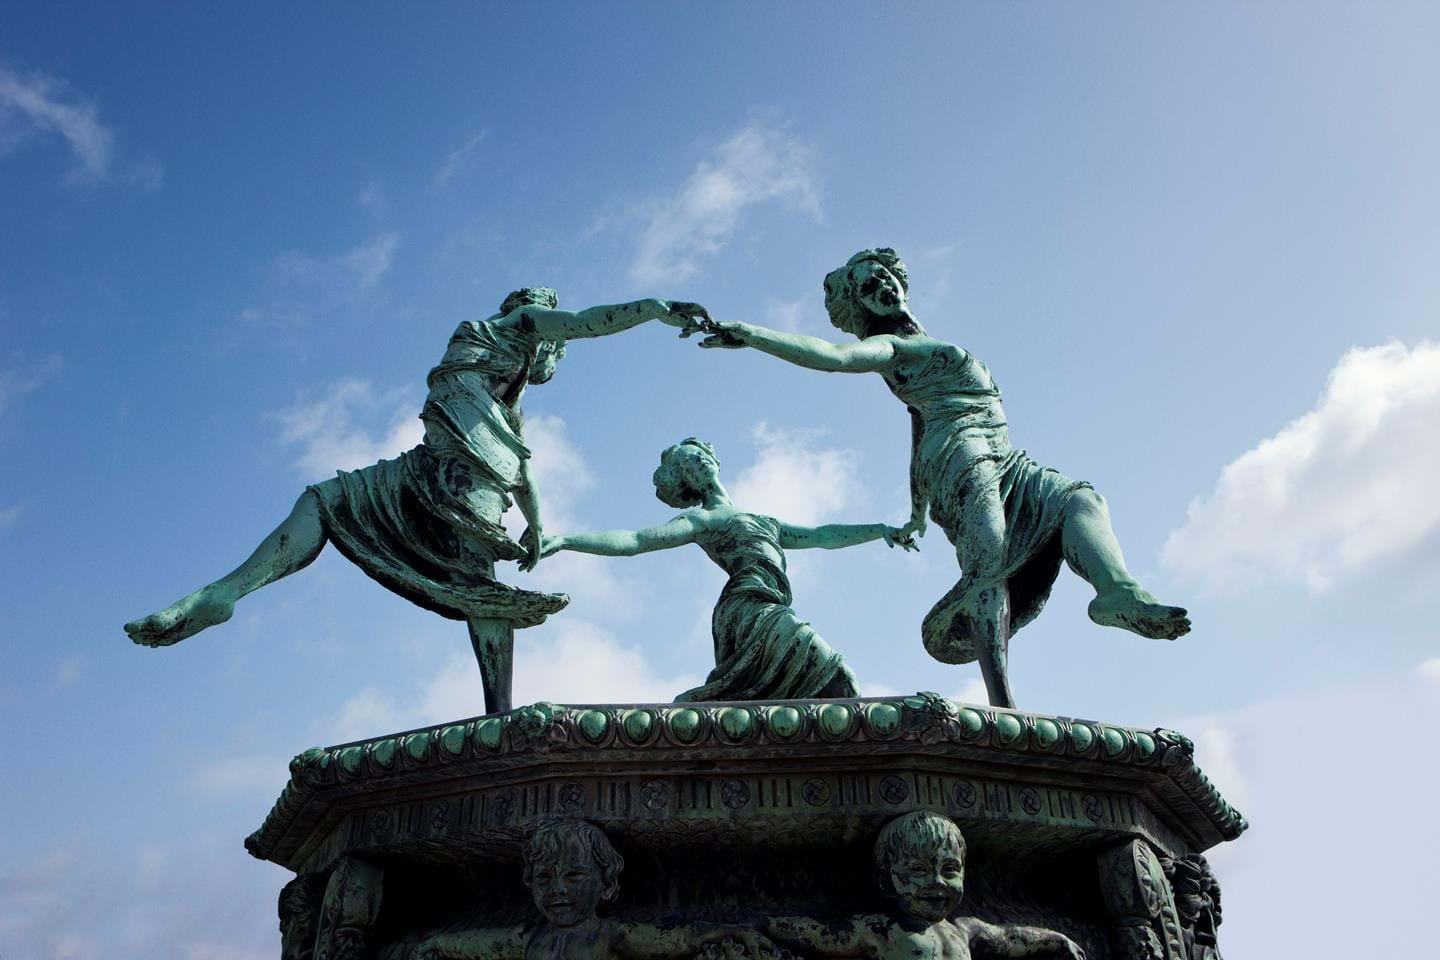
left=187, top=754, right=290, bottom=796
left=0, top=354, right=62, bottom=414
left=1163, top=341, right=1440, bottom=593
left=628, top=124, right=822, bottom=285
left=52, top=654, right=85, bottom=690
left=0, top=505, right=21, bottom=530
left=274, top=232, right=399, bottom=293
left=235, top=234, right=400, bottom=342
left=340, top=233, right=398, bottom=289
left=0, top=65, right=160, bottom=187
left=431, top=131, right=487, bottom=191
left=273, top=378, right=423, bottom=479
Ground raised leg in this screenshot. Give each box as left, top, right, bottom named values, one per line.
left=1062, top=489, right=1191, bottom=641
left=125, top=491, right=328, bottom=647
left=468, top=617, right=514, bottom=714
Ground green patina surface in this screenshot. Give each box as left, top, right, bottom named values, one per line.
left=247, top=692, right=1246, bottom=868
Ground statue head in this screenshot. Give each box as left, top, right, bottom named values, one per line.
left=874, top=811, right=967, bottom=922
left=652, top=438, right=721, bottom=508
left=499, top=287, right=567, bottom=384
left=522, top=819, right=624, bottom=929
left=823, top=248, right=922, bottom=339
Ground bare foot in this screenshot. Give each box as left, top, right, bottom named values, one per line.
left=124, top=584, right=237, bottom=647
left=1088, top=585, right=1191, bottom=640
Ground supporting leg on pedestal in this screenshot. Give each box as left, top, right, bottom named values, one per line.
left=468, top=617, right=514, bottom=714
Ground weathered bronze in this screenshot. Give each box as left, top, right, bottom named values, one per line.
left=123, top=291, right=709, bottom=713
left=542, top=438, right=914, bottom=701
left=697, top=249, right=1190, bottom=708
left=249, top=694, right=1242, bottom=960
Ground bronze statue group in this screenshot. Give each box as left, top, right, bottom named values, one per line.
left=128, top=247, right=1196, bottom=960
left=126, top=248, right=1188, bottom=712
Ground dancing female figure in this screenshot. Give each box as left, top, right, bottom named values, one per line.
left=698, top=249, right=1188, bottom=708
left=125, top=289, right=709, bottom=712
left=543, top=438, right=914, bottom=702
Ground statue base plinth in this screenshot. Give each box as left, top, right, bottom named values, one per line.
left=251, top=695, right=1242, bottom=959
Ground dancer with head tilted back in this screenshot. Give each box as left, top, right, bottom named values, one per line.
left=696, top=249, right=1189, bottom=708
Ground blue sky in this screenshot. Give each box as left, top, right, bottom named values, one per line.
left=2, top=3, right=1438, bottom=957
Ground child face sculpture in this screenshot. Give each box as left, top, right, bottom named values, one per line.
left=887, top=844, right=965, bottom=922
left=528, top=846, right=609, bottom=928
left=522, top=821, right=623, bottom=930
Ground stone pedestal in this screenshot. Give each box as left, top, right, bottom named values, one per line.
left=250, top=694, right=1243, bottom=960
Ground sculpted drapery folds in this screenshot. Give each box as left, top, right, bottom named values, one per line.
left=124, top=290, right=709, bottom=712
left=696, top=248, right=1190, bottom=707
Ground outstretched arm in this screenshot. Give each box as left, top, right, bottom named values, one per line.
left=615, top=921, right=777, bottom=960
left=700, top=321, right=897, bottom=374
left=763, top=915, right=876, bottom=957
left=962, top=919, right=1085, bottom=959
left=415, top=925, right=527, bottom=960
left=501, top=299, right=709, bottom=341
left=542, top=513, right=705, bottom=559
left=778, top=521, right=915, bottom=552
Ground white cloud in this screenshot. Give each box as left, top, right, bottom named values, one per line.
left=952, top=677, right=988, bottom=705
left=0, top=66, right=160, bottom=187
left=341, top=233, right=398, bottom=289
left=764, top=294, right=817, bottom=333
left=523, top=413, right=596, bottom=528
left=514, top=413, right=642, bottom=618
left=730, top=422, right=866, bottom=526
left=0, top=65, right=112, bottom=178
left=273, top=378, right=423, bottom=478
left=1163, top=342, right=1440, bottom=593
left=1417, top=657, right=1440, bottom=683
left=0, top=354, right=62, bottom=414
left=1179, top=666, right=1439, bottom=957
left=188, top=754, right=291, bottom=796
left=432, top=132, right=487, bottom=190
left=275, top=232, right=399, bottom=293
left=52, top=654, right=84, bottom=690
left=315, top=625, right=702, bottom=742
left=629, top=125, right=821, bottom=284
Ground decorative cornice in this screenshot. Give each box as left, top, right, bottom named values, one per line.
left=246, top=693, right=1247, bottom=863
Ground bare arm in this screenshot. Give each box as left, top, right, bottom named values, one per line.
left=615, top=921, right=777, bottom=960
left=501, top=299, right=708, bottom=342
left=415, top=925, right=528, bottom=960
left=541, top=513, right=705, bottom=559
left=778, top=521, right=915, bottom=552
left=961, top=919, right=1085, bottom=959
left=515, top=457, right=543, bottom=572
left=902, top=406, right=929, bottom=538
left=763, top=915, right=877, bottom=957
left=700, top=321, right=897, bottom=374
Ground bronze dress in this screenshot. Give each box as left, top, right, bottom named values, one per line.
left=676, top=512, right=857, bottom=702
left=885, top=340, right=1090, bottom=662
left=308, top=317, right=566, bottom=627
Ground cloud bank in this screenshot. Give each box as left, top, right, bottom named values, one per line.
left=1163, top=342, right=1440, bottom=592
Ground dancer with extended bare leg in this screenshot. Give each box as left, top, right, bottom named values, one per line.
left=125, top=288, right=709, bottom=711
left=697, top=248, right=1187, bottom=708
